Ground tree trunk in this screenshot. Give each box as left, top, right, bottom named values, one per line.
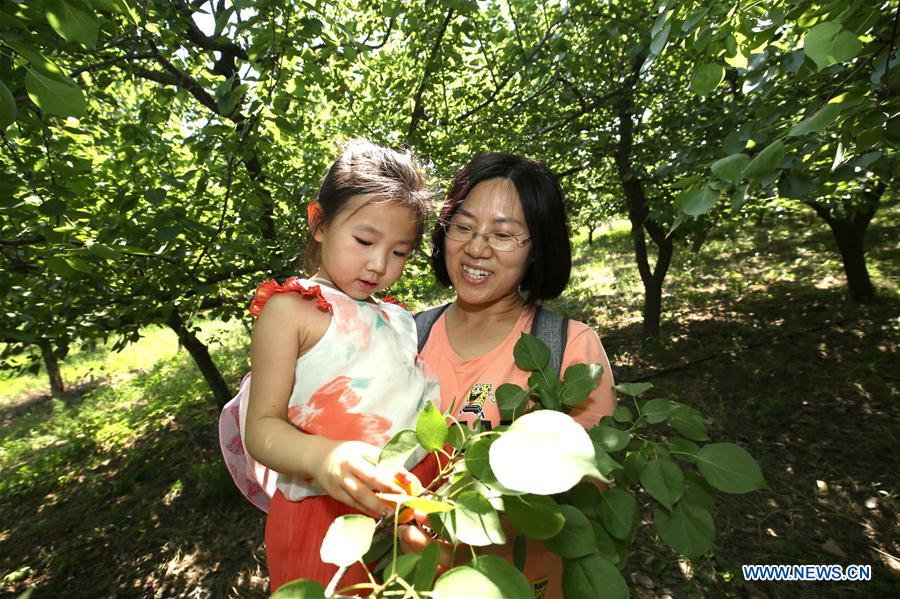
left=166, top=309, right=231, bottom=409
left=805, top=180, right=883, bottom=303
left=831, top=220, right=876, bottom=301
left=39, top=341, right=65, bottom=396
left=613, top=51, right=674, bottom=339
left=588, top=225, right=595, bottom=245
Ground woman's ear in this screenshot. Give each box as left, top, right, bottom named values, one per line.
left=307, top=202, right=324, bottom=242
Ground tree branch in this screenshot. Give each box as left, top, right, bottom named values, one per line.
left=407, top=8, right=455, bottom=142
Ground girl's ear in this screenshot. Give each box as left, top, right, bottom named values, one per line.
left=308, top=202, right=325, bottom=242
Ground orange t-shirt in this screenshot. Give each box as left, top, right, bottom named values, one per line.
left=419, top=307, right=616, bottom=599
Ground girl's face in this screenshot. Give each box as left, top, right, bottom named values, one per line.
left=313, top=196, right=417, bottom=300
left=444, top=178, right=531, bottom=308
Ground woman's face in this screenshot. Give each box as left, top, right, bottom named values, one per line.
left=444, top=178, right=531, bottom=307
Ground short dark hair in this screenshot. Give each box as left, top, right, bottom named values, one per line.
left=431, top=153, right=571, bottom=304
left=304, top=139, right=431, bottom=270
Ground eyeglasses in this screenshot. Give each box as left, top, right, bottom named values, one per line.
left=442, top=221, right=531, bottom=252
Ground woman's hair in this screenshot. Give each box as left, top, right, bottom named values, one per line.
left=430, top=152, right=572, bottom=304
left=304, top=139, right=431, bottom=270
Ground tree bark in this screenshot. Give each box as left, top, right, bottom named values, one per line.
left=613, top=51, right=674, bottom=339
left=805, top=180, right=884, bottom=303
left=166, top=309, right=231, bottom=408
left=39, top=341, right=65, bottom=397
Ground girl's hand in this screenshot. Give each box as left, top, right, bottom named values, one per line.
left=310, top=438, right=408, bottom=517
left=398, top=510, right=460, bottom=572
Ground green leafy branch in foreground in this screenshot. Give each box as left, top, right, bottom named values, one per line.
left=272, top=333, right=768, bottom=599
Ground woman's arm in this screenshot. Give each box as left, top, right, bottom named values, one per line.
left=244, top=293, right=401, bottom=517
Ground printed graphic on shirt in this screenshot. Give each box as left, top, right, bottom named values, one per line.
left=532, top=576, right=550, bottom=599
left=459, top=382, right=495, bottom=418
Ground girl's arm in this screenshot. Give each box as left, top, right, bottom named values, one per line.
left=244, top=292, right=401, bottom=517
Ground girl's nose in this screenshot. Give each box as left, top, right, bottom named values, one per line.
left=367, top=252, right=387, bottom=274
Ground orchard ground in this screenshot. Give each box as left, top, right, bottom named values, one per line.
left=1, top=206, right=898, bottom=598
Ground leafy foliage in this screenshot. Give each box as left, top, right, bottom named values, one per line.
left=285, top=334, right=764, bottom=598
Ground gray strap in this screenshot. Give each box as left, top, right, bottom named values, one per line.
left=530, top=306, right=569, bottom=377
left=414, top=303, right=568, bottom=377
left=414, top=303, right=451, bottom=353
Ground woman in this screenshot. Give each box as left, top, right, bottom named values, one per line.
left=400, top=152, right=617, bottom=598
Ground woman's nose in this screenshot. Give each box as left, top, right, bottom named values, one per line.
left=464, top=233, right=493, bottom=257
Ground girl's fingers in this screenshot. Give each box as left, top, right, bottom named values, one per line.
left=343, top=475, right=391, bottom=517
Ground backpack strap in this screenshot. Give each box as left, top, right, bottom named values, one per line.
left=530, top=306, right=569, bottom=378
left=415, top=303, right=569, bottom=377
left=414, top=303, right=451, bottom=353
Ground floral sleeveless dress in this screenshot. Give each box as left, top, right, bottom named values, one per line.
left=218, top=277, right=438, bottom=511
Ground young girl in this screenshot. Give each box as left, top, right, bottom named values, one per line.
left=218, top=140, right=438, bottom=592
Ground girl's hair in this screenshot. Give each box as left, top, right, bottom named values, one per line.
left=304, top=139, right=431, bottom=270
left=430, top=152, right=572, bottom=304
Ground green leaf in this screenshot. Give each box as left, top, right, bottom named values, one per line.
left=711, top=153, right=751, bottom=183
left=562, top=554, right=628, bottom=599
left=86, top=241, right=123, bottom=260
left=46, top=0, right=100, bottom=48
left=513, top=332, right=550, bottom=371
left=588, top=425, right=630, bottom=452
left=803, top=21, right=863, bottom=71
left=691, top=63, right=725, bottom=96
left=667, top=437, right=701, bottom=462
left=496, top=383, right=529, bottom=420
left=4, top=40, right=63, bottom=75
left=787, top=104, right=842, bottom=137
left=561, top=363, right=604, bottom=406
left=416, top=400, right=448, bottom=451
left=597, top=488, right=638, bottom=540
left=682, top=471, right=716, bottom=512
left=624, top=451, right=648, bottom=484
left=779, top=172, right=814, bottom=200
left=446, top=421, right=469, bottom=449
left=25, top=69, right=86, bottom=117
left=445, top=491, right=505, bottom=546
left=742, top=140, right=785, bottom=180
left=589, top=520, right=623, bottom=566
left=654, top=502, right=714, bottom=558
left=433, top=555, right=532, bottom=599
left=680, top=185, right=720, bottom=216
left=593, top=444, right=623, bottom=476
left=46, top=255, right=81, bottom=279
left=490, top=410, right=604, bottom=494
left=413, top=542, right=441, bottom=591
left=39, top=198, right=66, bottom=216
left=613, top=404, right=633, bottom=423
left=695, top=443, right=767, bottom=494
left=650, top=21, right=671, bottom=56
left=545, top=505, right=596, bottom=558
left=402, top=497, right=456, bottom=513
left=379, top=429, right=419, bottom=469
left=383, top=552, right=419, bottom=580
left=269, top=579, right=326, bottom=599
left=0, top=81, right=16, bottom=130
left=465, top=437, right=496, bottom=483
left=643, top=398, right=676, bottom=423
left=669, top=406, right=709, bottom=441
left=558, top=481, right=602, bottom=515
left=512, top=534, right=527, bottom=572
left=504, top=494, right=565, bottom=540
left=640, top=458, right=684, bottom=510
left=319, top=514, right=376, bottom=567
left=614, top=382, right=652, bottom=397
